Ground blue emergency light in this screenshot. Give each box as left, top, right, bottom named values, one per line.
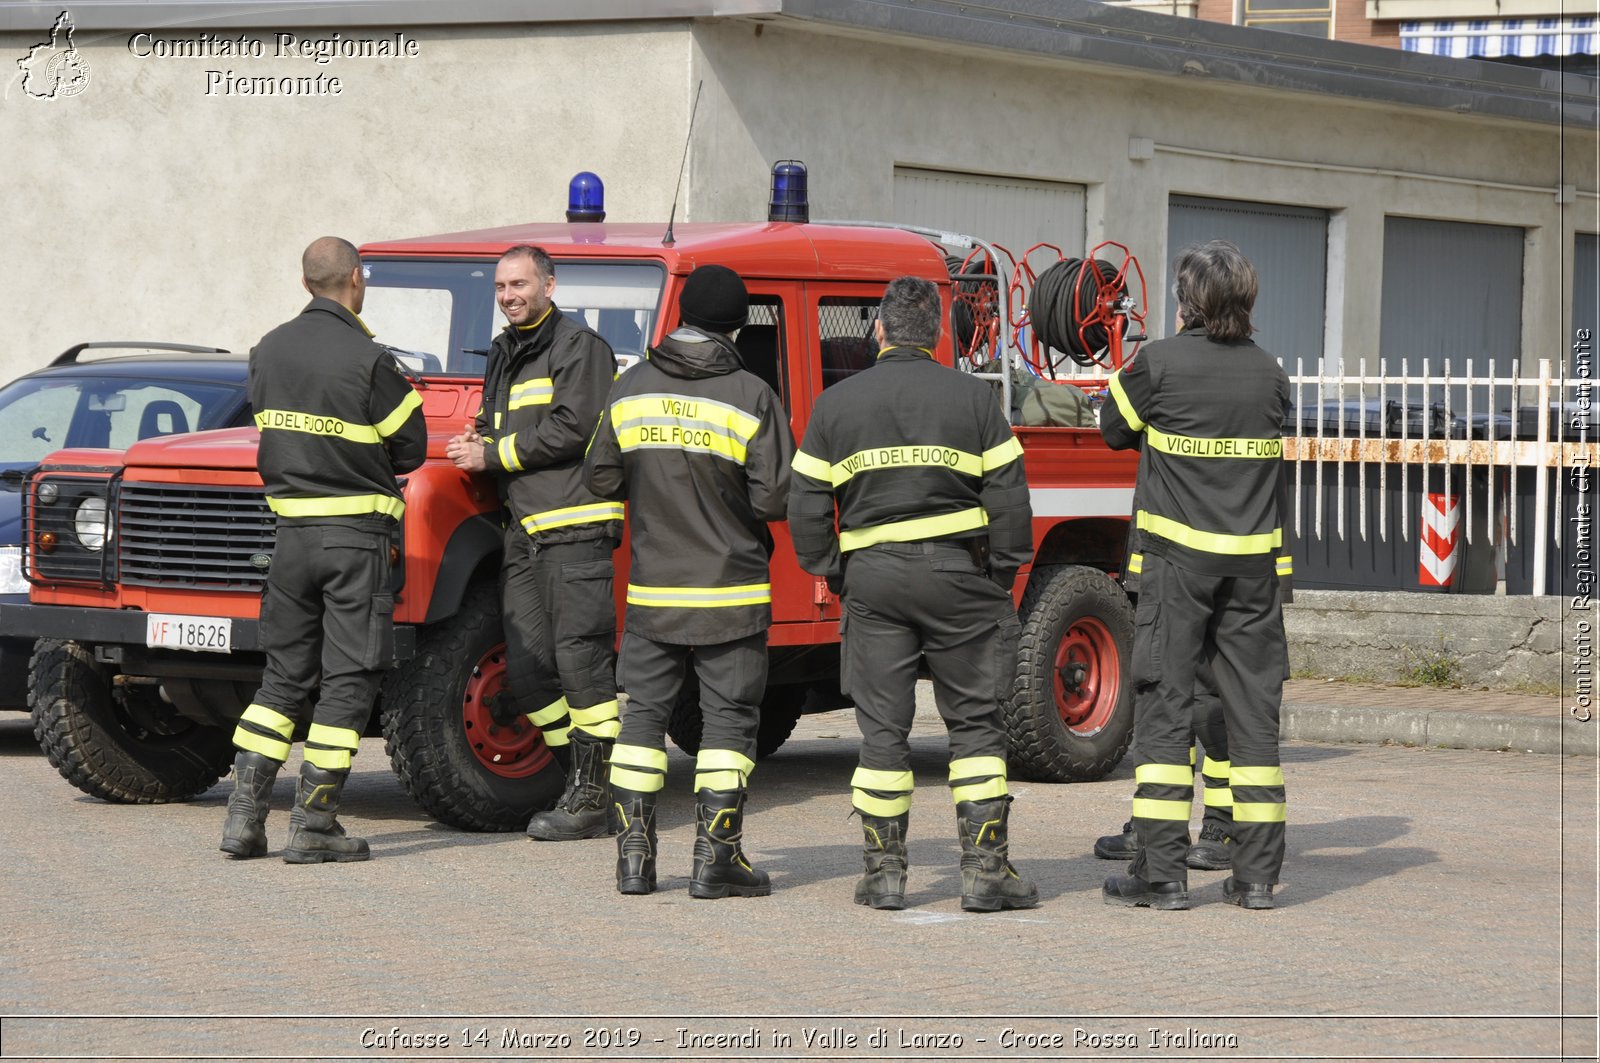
left=768, top=160, right=808, bottom=223
left=567, top=171, right=606, bottom=222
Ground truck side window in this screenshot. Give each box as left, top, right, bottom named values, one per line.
left=736, top=297, right=787, bottom=409
left=818, top=296, right=880, bottom=390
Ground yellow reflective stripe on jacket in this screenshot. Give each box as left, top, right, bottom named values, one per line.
left=372, top=390, right=423, bottom=438
left=1277, top=555, right=1294, bottom=575
left=520, top=501, right=624, bottom=534
left=830, top=444, right=982, bottom=486
left=791, top=449, right=833, bottom=483
left=1126, top=552, right=1143, bottom=574
left=1107, top=370, right=1145, bottom=432
left=509, top=378, right=555, bottom=409
left=838, top=506, right=989, bottom=552
left=626, top=583, right=772, bottom=608
left=612, top=393, right=761, bottom=465
left=497, top=433, right=524, bottom=473
left=255, top=409, right=381, bottom=443
left=981, top=436, right=1024, bottom=472
left=267, top=493, right=404, bottom=519
left=1136, top=510, right=1281, bottom=556
left=1144, top=427, right=1283, bottom=460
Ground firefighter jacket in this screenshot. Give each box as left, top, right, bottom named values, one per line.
left=476, top=306, right=623, bottom=545
left=585, top=327, right=795, bottom=644
left=1099, top=325, right=1293, bottom=589
left=250, top=296, right=427, bottom=522
left=787, top=345, right=1032, bottom=585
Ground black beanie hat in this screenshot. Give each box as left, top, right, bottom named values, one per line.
left=679, top=264, right=749, bottom=334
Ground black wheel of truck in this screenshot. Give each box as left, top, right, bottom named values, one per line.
left=29, top=638, right=233, bottom=803
left=380, top=582, right=563, bottom=832
left=665, top=682, right=807, bottom=760
left=1005, top=565, right=1135, bottom=782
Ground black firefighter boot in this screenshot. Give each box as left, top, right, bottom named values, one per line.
left=854, top=812, right=909, bottom=910
left=956, top=797, right=1040, bottom=912
left=526, top=730, right=615, bottom=840
left=282, top=762, right=370, bottom=864
left=613, top=786, right=658, bottom=895
left=689, top=788, right=771, bottom=899
left=219, top=751, right=280, bottom=859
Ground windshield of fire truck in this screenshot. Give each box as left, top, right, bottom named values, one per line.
left=360, top=258, right=665, bottom=377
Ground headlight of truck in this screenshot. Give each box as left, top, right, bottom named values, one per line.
left=0, top=546, right=25, bottom=594
left=73, top=496, right=110, bottom=551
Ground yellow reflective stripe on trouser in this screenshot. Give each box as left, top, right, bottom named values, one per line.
left=526, top=696, right=569, bottom=728
left=1231, top=765, right=1284, bottom=822
left=304, top=723, right=360, bottom=771
left=521, top=502, right=625, bottom=534
left=498, top=433, right=524, bottom=473
left=1107, top=369, right=1145, bottom=432
left=791, top=449, right=833, bottom=484
left=852, top=766, right=913, bottom=816
left=981, top=436, right=1024, bottom=472
left=1127, top=552, right=1143, bottom=575
left=838, top=507, right=989, bottom=552
left=1132, top=798, right=1192, bottom=820
left=233, top=703, right=294, bottom=762
left=372, top=389, right=423, bottom=438
left=695, top=748, right=755, bottom=792
left=626, top=583, right=772, bottom=608
left=611, top=743, right=668, bottom=793
left=1203, top=786, right=1235, bottom=809
left=509, top=378, right=555, bottom=409
left=829, top=444, right=982, bottom=486
left=570, top=699, right=620, bottom=740
left=1144, top=426, right=1283, bottom=460
left=1135, top=763, right=1194, bottom=786
left=948, top=755, right=1008, bottom=803
left=254, top=409, right=381, bottom=443
left=1136, top=510, right=1281, bottom=556
left=1201, top=756, right=1230, bottom=778
left=267, top=493, right=404, bottom=519
left=1201, top=757, right=1233, bottom=807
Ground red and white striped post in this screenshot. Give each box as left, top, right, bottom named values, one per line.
left=1419, top=492, right=1460, bottom=587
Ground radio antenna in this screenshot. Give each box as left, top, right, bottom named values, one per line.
left=662, top=79, right=703, bottom=248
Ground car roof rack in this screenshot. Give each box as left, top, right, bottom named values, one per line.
left=50, top=341, right=232, bottom=366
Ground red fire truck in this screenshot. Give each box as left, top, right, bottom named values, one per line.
left=4, top=172, right=1142, bottom=831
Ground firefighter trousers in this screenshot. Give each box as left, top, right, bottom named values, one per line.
left=841, top=541, right=1020, bottom=815
left=233, top=517, right=394, bottom=771
left=1129, top=554, right=1286, bottom=885
left=610, top=631, right=768, bottom=794
left=501, top=530, right=620, bottom=749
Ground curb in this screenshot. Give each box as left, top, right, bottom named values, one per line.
left=1282, top=701, right=1598, bottom=757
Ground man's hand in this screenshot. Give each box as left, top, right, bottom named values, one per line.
left=447, top=421, right=488, bottom=473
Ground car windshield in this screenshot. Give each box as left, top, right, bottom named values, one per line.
left=0, top=374, right=246, bottom=472
left=361, top=258, right=666, bottom=377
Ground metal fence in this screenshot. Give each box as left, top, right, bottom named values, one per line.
left=1283, top=358, right=1595, bottom=595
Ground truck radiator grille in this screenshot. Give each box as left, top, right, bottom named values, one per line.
left=117, top=482, right=274, bottom=590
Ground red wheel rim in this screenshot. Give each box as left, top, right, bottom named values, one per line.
left=1053, top=616, right=1120, bottom=735
left=461, top=643, right=552, bottom=779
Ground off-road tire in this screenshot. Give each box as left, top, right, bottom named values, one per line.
left=380, top=582, right=563, bottom=831
left=29, top=638, right=233, bottom=803
left=666, top=682, right=806, bottom=760
left=1006, top=565, right=1135, bottom=782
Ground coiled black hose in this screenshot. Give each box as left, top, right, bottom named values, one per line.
left=1029, top=258, right=1124, bottom=368
left=945, top=253, right=996, bottom=357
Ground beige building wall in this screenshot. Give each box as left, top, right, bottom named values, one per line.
left=0, top=22, right=693, bottom=379
left=687, top=19, right=1595, bottom=372
left=0, top=12, right=1591, bottom=384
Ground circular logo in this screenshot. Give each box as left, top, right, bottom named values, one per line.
left=249, top=552, right=272, bottom=571
left=45, top=49, right=90, bottom=97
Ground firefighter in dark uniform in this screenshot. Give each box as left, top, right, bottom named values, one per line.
left=788, top=275, right=1038, bottom=913
left=220, top=236, right=427, bottom=863
left=446, top=245, right=623, bottom=841
left=585, top=265, right=794, bottom=898
left=1099, top=240, right=1291, bottom=911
